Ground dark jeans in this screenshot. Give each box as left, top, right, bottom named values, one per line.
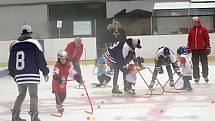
left=152, top=64, right=173, bottom=81
left=55, top=92, right=66, bottom=105
left=112, top=64, right=129, bottom=91
left=13, top=84, right=38, bottom=113
left=191, top=50, right=208, bottom=79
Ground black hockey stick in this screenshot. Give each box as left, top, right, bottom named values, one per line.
left=82, top=80, right=94, bottom=114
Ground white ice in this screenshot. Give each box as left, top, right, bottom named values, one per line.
left=0, top=63, right=215, bottom=121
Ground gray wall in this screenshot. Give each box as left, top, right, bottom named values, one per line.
left=106, top=0, right=189, bottom=18
left=0, top=4, right=48, bottom=40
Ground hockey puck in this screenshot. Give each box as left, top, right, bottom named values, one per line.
left=211, top=100, right=214, bottom=104
left=101, top=100, right=104, bottom=104
left=160, top=109, right=164, bottom=113
left=87, top=117, right=90, bottom=120
left=97, top=105, right=101, bottom=108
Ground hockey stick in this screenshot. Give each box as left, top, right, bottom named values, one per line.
left=136, top=70, right=152, bottom=98
left=50, top=83, right=64, bottom=117
left=82, top=80, right=94, bottom=114
left=92, top=66, right=97, bottom=75
left=163, top=72, right=181, bottom=93
left=144, top=67, right=164, bottom=95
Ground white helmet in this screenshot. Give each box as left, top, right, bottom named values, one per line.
left=57, top=50, right=68, bottom=59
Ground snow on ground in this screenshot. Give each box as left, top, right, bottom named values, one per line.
left=0, top=63, right=215, bottom=121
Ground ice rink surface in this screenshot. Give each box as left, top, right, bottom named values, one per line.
left=0, top=63, right=215, bottom=121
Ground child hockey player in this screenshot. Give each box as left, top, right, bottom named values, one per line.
left=149, top=47, right=182, bottom=89
left=105, top=38, right=142, bottom=94
left=125, top=64, right=137, bottom=95
left=95, top=53, right=111, bottom=87
left=52, top=50, right=82, bottom=113
left=177, top=46, right=193, bottom=91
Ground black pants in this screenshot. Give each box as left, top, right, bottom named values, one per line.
left=152, top=64, right=173, bottom=81
left=112, top=64, right=129, bottom=91
left=55, top=92, right=66, bottom=105
left=191, top=50, right=208, bottom=79
left=97, top=74, right=111, bottom=84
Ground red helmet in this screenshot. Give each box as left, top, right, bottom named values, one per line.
left=192, top=16, right=201, bottom=23
left=128, top=64, right=136, bottom=71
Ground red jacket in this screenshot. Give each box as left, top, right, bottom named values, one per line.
left=65, top=41, right=83, bottom=61
left=187, top=25, right=211, bottom=51
left=52, top=63, right=71, bottom=93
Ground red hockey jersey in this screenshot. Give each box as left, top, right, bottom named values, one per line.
left=52, top=63, right=71, bottom=93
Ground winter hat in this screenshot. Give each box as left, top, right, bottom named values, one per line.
left=21, top=25, right=32, bottom=33
left=192, top=16, right=201, bottom=23
left=132, top=38, right=142, bottom=49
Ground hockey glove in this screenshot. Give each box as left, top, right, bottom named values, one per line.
left=187, top=47, right=191, bottom=54
left=156, top=66, right=164, bottom=74
left=75, top=74, right=83, bottom=84
left=136, top=57, right=144, bottom=67
left=44, top=75, right=49, bottom=82
left=205, top=48, right=211, bottom=55
left=53, top=75, right=63, bottom=84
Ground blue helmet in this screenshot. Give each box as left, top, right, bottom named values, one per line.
left=177, top=46, right=187, bottom=55
left=163, top=47, right=170, bottom=56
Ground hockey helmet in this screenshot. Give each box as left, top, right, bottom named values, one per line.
left=177, top=46, right=187, bottom=55
left=163, top=47, right=170, bottom=56
left=57, top=50, right=68, bottom=59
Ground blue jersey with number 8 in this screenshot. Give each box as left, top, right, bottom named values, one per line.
left=8, top=39, right=49, bottom=84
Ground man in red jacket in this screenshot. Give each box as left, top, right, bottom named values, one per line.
left=65, top=37, right=83, bottom=83
left=187, top=16, right=211, bottom=83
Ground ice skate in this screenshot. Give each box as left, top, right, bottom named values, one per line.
left=125, top=89, right=136, bottom=95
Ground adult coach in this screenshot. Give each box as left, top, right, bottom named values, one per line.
left=187, top=16, right=211, bottom=83
left=8, top=25, right=49, bottom=121
left=65, top=37, right=83, bottom=83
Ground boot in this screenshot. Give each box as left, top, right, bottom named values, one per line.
left=11, top=109, right=26, bottom=121
left=169, top=80, right=174, bottom=87
left=204, top=78, right=209, bottom=83
left=112, top=85, right=123, bottom=94
left=28, top=111, right=41, bottom=121
left=149, top=81, right=155, bottom=89
left=180, top=80, right=187, bottom=90
left=194, top=78, right=200, bottom=83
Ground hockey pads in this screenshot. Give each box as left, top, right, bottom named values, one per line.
left=172, top=62, right=182, bottom=76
